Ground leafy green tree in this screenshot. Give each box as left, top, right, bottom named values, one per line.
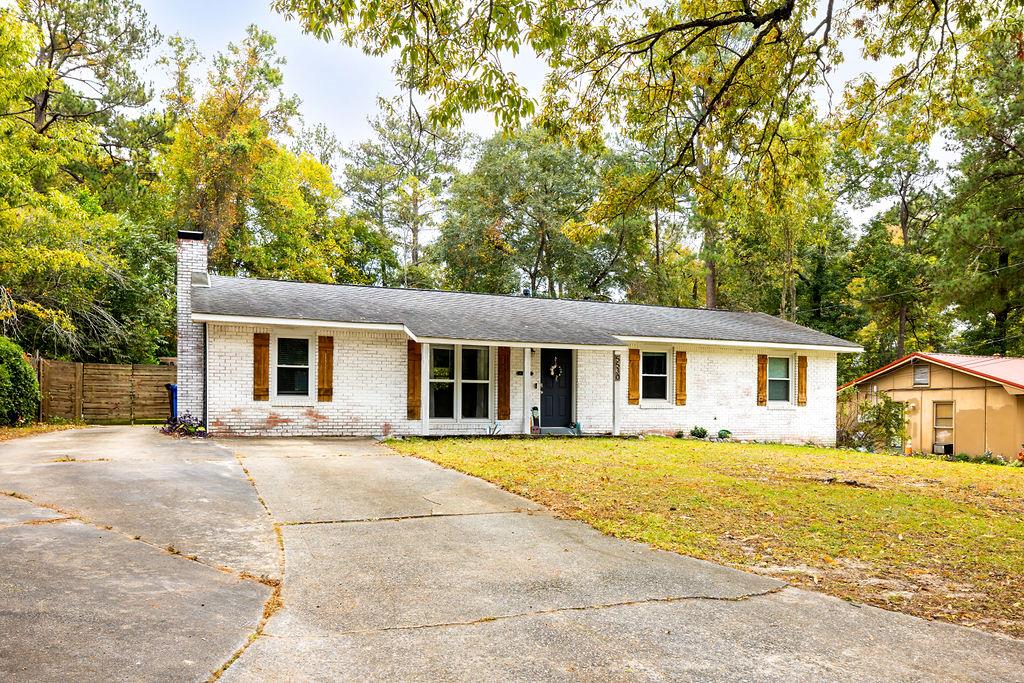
left=162, top=26, right=389, bottom=288
left=437, top=129, right=599, bottom=297
left=0, top=7, right=172, bottom=363
left=273, top=0, right=999, bottom=198
left=838, top=98, right=944, bottom=358
left=848, top=215, right=951, bottom=369
left=0, top=336, right=40, bottom=425
left=13, top=0, right=158, bottom=135
left=343, top=98, right=464, bottom=287
left=936, top=29, right=1024, bottom=356
left=161, top=26, right=300, bottom=269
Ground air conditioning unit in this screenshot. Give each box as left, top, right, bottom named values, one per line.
left=933, top=443, right=954, bottom=455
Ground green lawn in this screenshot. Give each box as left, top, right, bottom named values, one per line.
left=391, top=436, right=1024, bottom=638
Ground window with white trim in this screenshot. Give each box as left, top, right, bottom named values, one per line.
left=641, top=351, right=668, bottom=400
left=767, top=357, right=791, bottom=402
left=429, top=345, right=456, bottom=419
left=429, top=344, right=491, bottom=420
left=276, top=337, right=311, bottom=397
left=460, top=346, right=490, bottom=419
left=913, top=364, right=929, bottom=386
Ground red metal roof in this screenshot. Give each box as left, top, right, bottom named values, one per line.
left=839, top=352, right=1024, bottom=392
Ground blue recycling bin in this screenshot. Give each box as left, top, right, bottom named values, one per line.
left=164, top=383, right=177, bottom=419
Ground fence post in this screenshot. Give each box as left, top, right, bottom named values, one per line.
left=74, top=362, right=84, bottom=421
left=129, top=365, right=136, bottom=425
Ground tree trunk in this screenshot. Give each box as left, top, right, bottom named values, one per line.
left=993, top=249, right=1011, bottom=354
left=410, top=185, right=420, bottom=266
left=702, top=214, right=718, bottom=310
left=653, top=207, right=661, bottom=267
left=705, top=263, right=718, bottom=309
left=897, top=304, right=907, bottom=357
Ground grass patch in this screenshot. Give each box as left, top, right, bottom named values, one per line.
left=0, top=421, right=84, bottom=442
left=392, top=436, right=1024, bottom=638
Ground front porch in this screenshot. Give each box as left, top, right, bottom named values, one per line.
left=408, top=340, right=625, bottom=437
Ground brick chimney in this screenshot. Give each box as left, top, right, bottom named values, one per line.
left=176, top=230, right=208, bottom=421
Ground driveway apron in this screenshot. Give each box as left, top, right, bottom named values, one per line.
left=3, top=427, right=1023, bottom=682
left=220, top=437, right=1024, bottom=683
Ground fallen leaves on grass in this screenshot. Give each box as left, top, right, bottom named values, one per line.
left=394, top=436, right=1024, bottom=638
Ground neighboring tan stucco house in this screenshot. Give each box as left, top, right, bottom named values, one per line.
left=841, top=352, right=1024, bottom=458
left=176, top=231, right=861, bottom=441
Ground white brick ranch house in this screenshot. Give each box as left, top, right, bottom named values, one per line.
left=177, top=231, right=861, bottom=442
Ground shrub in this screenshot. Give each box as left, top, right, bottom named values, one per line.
left=159, top=412, right=207, bottom=437
left=837, top=390, right=907, bottom=451
left=717, top=429, right=732, bottom=439
left=0, top=336, right=40, bottom=426
left=689, top=426, right=708, bottom=439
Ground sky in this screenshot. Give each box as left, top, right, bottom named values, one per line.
left=140, top=0, right=548, bottom=148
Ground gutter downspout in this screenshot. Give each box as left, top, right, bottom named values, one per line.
left=203, top=323, right=208, bottom=428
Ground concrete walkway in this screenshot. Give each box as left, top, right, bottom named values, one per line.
left=2, top=427, right=1022, bottom=681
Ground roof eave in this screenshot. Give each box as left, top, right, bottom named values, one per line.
left=614, top=335, right=862, bottom=354
left=192, top=312, right=418, bottom=339
left=838, top=352, right=1024, bottom=393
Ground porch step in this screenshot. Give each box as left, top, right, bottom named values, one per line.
left=539, top=427, right=579, bottom=436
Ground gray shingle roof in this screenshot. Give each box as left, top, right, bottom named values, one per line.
left=192, top=274, right=860, bottom=349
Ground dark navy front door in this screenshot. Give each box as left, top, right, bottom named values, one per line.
left=540, top=349, right=572, bottom=428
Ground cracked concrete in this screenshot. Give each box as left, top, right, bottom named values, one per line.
left=3, top=427, right=1023, bottom=682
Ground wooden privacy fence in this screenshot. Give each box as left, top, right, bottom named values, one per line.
left=34, top=358, right=176, bottom=423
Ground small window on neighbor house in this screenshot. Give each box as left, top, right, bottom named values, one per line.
left=641, top=351, right=668, bottom=400
left=276, top=338, right=310, bottom=396
left=767, top=357, right=791, bottom=402
left=933, top=402, right=954, bottom=446
left=913, top=364, right=930, bottom=386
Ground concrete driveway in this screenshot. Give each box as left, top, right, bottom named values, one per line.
left=2, top=427, right=1022, bottom=682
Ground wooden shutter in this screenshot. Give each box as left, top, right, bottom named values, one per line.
left=628, top=348, right=640, bottom=405
left=675, top=351, right=687, bottom=406
left=497, top=346, right=511, bottom=420
left=797, top=355, right=808, bottom=406
left=317, top=336, right=334, bottom=401
left=407, top=340, right=421, bottom=420
left=253, top=333, right=270, bottom=401
left=756, top=354, right=767, bottom=406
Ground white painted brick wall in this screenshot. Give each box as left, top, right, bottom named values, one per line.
left=206, top=327, right=539, bottom=437
left=575, top=344, right=837, bottom=445
left=205, top=323, right=837, bottom=444
left=175, top=238, right=207, bottom=419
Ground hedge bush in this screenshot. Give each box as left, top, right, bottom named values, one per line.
left=0, top=336, right=39, bottom=426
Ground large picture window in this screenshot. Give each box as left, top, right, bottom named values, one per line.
left=767, top=357, right=791, bottom=402
left=428, top=345, right=492, bottom=420
left=276, top=337, right=310, bottom=396
left=641, top=351, right=668, bottom=400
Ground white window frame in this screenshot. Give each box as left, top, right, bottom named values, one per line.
left=270, top=332, right=316, bottom=404
left=428, top=344, right=493, bottom=422
left=933, top=401, right=954, bottom=447
left=913, top=364, right=930, bottom=386
left=767, top=355, right=793, bottom=404
left=640, top=350, right=670, bottom=404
